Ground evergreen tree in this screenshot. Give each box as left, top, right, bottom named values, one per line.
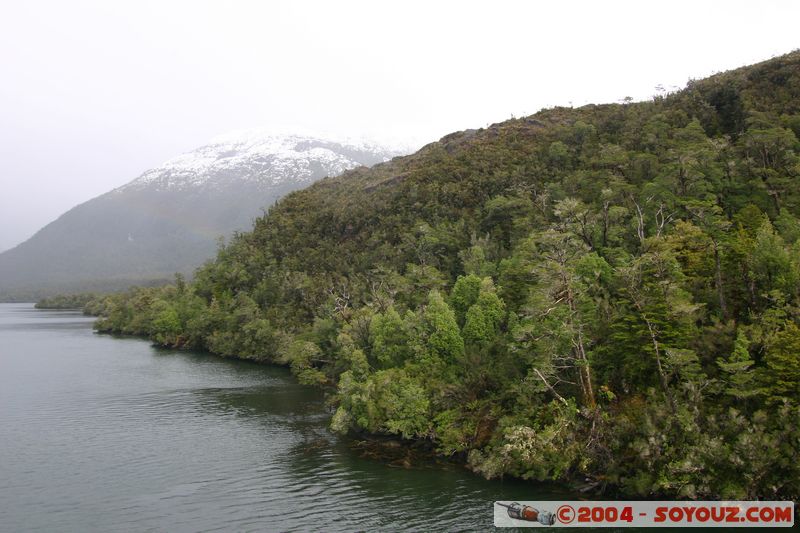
left=462, top=278, right=505, bottom=347
left=422, top=290, right=464, bottom=368
left=765, top=322, right=800, bottom=403
left=717, top=329, right=760, bottom=401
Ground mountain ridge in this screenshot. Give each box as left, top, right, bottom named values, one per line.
left=0, top=132, right=404, bottom=300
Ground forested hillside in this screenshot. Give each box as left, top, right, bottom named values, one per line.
left=91, top=52, right=800, bottom=498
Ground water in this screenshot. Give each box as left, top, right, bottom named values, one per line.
left=0, top=303, right=571, bottom=532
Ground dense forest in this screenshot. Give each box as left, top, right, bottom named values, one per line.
left=89, top=52, right=800, bottom=499
left=35, top=293, right=99, bottom=310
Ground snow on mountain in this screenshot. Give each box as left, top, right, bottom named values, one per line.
left=121, top=131, right=400, bottom=192
left=0, top=130, right=405, bottom=299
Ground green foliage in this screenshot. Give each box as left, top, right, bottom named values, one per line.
left=35, top=293, right=99, bottom=310
left=717, top=330, right=760, bottom=400
left=462, top=278, right=505, bottom=347
left=150, top=300, right=181, bottom=346
left=369, top=307, right=413, bottom=368
left=459, top=236, right=497, bottom=278
left=91, top=51, right=800, bottom=499
left=288, top=341, right=328, bottom=386
left=469, top=400, right=582, bottom=481
left=449, top=274, right=482, bottom=326
left=422, top=290, right=464, bottom=368
left=764, top=322, right=800, bottom=403
left=333, top=368, right=431, bottom=439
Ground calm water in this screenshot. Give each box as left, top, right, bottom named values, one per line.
left=0, top=303, right=571, bottom=532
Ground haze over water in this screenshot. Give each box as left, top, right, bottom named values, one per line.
left=0, top=304, right=567, bottom=531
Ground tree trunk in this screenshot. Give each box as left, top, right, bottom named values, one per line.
left=641, top=313, right=677, bottom=414
left=533, top=368, right=569, bottom=407
left=565, top=279, right=596, bottom=408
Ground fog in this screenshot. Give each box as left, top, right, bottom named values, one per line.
left=1, top=0, right=798, bottom=252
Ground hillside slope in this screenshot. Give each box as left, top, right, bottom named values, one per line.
left=94, top=52, right=800, bottom=498
left=0, top=133, right=401, bottom=299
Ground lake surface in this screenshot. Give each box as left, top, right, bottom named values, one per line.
left=0, top=303, right=571, bottom=531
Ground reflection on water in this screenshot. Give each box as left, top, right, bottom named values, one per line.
left=0, top=304, right=572, bottom=532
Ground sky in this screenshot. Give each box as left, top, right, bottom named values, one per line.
left=0, top=0, right=798, bottom=253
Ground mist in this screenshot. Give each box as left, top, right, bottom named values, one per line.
left=1, top=0, right=798, bottom=252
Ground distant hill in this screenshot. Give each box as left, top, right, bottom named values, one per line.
left=0, top=132, right=403, bottom=300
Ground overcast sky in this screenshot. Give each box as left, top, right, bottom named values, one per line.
left=1, top=0, right=798, bottom=252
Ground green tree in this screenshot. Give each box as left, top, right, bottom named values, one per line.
left=332, top=368, right=430, bottom=439
left=151, top=299, right=181, bottom=346
left=717, top=329, right=760, bottom=401
left=462, top=278, right=506, bottom=347
left=513, top=229, right=604, bottom=408
left=611, top=240, right=701, bottom=412
left=449, top=274, right=482, bottom=327
left=741, top=123, right=798, bottom=213
left=369, top=307, right=413, bottom=368
left=422, top=290, right=465, bottom=368
left=764, top=322, right=800, bottom=403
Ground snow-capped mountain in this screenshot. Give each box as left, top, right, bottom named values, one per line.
left=121, top=131, right=397, bottom=192
left=0, top=132, right=404, bottom=299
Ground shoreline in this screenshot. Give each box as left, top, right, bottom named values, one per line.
left=92, top=322, right=601, bottom=498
